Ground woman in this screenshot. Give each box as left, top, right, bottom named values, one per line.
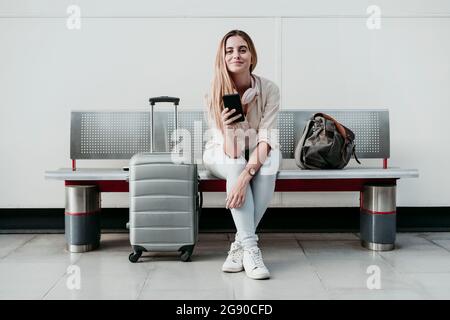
left=203, top=30, right=281, bottom=280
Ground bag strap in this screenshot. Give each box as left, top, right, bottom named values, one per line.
left=314, top=113, right=348, bottom=142
left=315, top=112, right=362, bottom=165
left=352, top=145, right=361, bottom=164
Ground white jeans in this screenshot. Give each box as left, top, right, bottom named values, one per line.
left=203, top=145, right=281, bottom=249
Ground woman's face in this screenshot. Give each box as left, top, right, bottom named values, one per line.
left=224, top=35, right=252, bottom=75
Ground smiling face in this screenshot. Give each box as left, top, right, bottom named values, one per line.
left=224, top=35, right=253, bottom=75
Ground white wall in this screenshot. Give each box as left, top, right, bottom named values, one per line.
left=1, top=0, right=449, bottom=208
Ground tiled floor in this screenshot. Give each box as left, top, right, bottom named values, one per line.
left=1, top=232, right=450, bottom=300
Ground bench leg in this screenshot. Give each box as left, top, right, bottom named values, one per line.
left=360, top=184, right=396, bottom=251
left=65, top=185, right=101, bottom=253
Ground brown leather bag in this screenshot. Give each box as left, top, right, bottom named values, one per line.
left=294, top=113, right=360, bottom=169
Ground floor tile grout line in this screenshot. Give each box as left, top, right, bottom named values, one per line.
left=373, top=243, right=450, bottom=285
left=41, top=268, right=71, bottom=300
left=420, top=236, right=450, bottom=254
left=40, top=248, right=87, bottom=300
left=231, top=284, right=236, bottom=300
left=429, top=240, right=450, bottom=254
left=295, top=237, right=416, bottom=295
left=0, top=234, right=38, bottom=262
left=224, top=277, right=237, bottom=300
left=365, top=245, right=417, bottom=283
left=295, top=238, right=330, bottom=294
left=136, top=266, right=153, bottom=300
left=372, top=251, right=430, bottom=293
left=373, top=250, right=400, bottom=274
left=40, top=252, right=84, bottom=300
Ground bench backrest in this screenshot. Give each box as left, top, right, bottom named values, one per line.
left=70, top=109, right=389, bottom=161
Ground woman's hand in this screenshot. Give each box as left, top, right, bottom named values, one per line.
left=226, top=172, right=252, bottom=209
left=222, top=107, right=245, bottom=158
left=221, top=107, right=242, bottom=129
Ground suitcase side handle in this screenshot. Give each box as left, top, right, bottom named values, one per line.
left=149, top=96, right=180, bottom=106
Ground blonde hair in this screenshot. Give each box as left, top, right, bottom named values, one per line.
left=208, top=30, right=258, bottom=131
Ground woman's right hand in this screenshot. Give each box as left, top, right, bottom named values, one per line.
left=221, top=107, right=244, bottom=159
left=221, top=108, right=242, bottom=129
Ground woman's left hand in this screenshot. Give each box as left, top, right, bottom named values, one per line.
left=226, top=174, right=250, bottom=209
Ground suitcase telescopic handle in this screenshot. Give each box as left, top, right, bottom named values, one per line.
left=149, top=96, right=180, bottom=153
left=149, top=96, right=180, bottom=106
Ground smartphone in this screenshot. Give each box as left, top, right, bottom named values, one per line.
left=222, top=94, right=245, bottom=124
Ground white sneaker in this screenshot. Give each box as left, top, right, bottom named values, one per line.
left=222, top=242, right=244, bottom=272
left=243, top=246, right=270, bottom=280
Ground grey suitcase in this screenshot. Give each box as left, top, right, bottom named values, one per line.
left=128, top=96, right=202, bottom=263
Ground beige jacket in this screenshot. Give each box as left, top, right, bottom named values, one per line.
left=204, top=75, right=280, bottom=152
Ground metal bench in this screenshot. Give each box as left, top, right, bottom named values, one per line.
left=46, top=108, right=419, bottom=252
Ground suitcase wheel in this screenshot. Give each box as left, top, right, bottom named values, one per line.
left=129, top=251, right=142, bottom=263
left=180, top=245, right=194, bottom=262
left=180, top=250, right=192, bottom=262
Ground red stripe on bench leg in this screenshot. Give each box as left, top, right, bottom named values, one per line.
left=361, top=208, right=396, bottom=215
